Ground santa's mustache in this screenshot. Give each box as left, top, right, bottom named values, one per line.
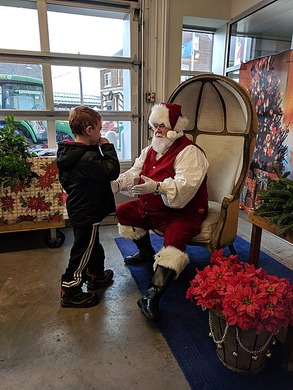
left=152, top=136, right=173, bottom=154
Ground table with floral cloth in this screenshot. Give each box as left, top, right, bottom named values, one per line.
left=0, top=157, right=67, bottom=233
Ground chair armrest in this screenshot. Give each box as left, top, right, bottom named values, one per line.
left=222, top=194, right=235, bottom=209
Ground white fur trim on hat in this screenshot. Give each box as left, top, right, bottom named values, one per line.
left=153, top=246, right=189, bottom=278
left=149, top=103, right=189, bottom=132
left=167, top=130, right=184, bottom=140
left=149, top=104, right=171, bottom=128
left=118, top=224, right=148, bottom=240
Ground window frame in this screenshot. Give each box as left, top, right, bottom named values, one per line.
left=0, top=0, right=141, bottom=162
left=180, top=27, right=214, bottom=81
left=225, top=0, right=293, bottom=79
left=104, top=72, right=112, bottom=88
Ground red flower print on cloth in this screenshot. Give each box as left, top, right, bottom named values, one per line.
left=16, top=215, right=37, bottom=222
left=37, top=161, right=59, bottom=189
left=57, top=191, right=68, bottom=206
left=0, top=217, right=9, bottom=225
left=49, top=212, right=64, bottom=222
left=37, top=174, right=55, bottom=189
left=21, top=194, right=51, bottom=212
left=11, top=182, right=26, bottom=194
left=0, top=195, right=15, bottom=212
left=44, top=161, right=59, bottom=178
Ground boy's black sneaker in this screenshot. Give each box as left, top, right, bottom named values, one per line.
left=61, top=291, right=100, bottom=308
left=87, top=269, right=114, bottom=291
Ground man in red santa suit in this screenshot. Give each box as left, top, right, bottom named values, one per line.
left=111, top=102, right=209, bottom=321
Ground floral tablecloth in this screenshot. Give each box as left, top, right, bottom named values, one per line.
left=0, top=157, right=67, bottom=229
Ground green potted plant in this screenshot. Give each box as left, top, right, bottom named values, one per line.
left=254, top=168, right=293, bottom=236
left=0, top=114, right=38, bottom=192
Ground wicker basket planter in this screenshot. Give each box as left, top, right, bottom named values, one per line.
left=209, top=309, right=276, bottom=374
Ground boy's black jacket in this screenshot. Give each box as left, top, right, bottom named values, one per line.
left=57, top=142, right=120, bottom=227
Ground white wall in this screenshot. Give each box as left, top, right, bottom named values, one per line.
left=142, top=0, right=271, bottom=146
left=212, top=23, right=229, bottom=75
left=230, top=0, right=268, bottom=18
left=165, top=0, right=232, bottom=98
left=145, top=0, right=268, bottom=102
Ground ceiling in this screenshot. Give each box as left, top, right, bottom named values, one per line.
left=236, top=0, right=293, bottom=41
left=184, top=0, right=293, bottom=43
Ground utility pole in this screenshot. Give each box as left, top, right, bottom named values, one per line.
left=79, top=66, right=84, bottom=104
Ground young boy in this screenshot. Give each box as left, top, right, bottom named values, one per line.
left=57, top=106, right=120, bottom=308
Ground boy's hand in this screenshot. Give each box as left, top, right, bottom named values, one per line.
left=98, top=137, right=109, bottom=146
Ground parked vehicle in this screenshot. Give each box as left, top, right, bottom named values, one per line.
left=0, top=74, right=74, bottom=146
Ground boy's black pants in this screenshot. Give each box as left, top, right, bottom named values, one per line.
left=61, top=224, right=105, bottom=290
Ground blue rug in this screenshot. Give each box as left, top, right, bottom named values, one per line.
left=115, top=234, right=293, bottom=390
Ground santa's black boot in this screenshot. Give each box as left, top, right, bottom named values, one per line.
left=137, top=265, right=176, bottom=321
left=124, top=232, right=155, bottom=265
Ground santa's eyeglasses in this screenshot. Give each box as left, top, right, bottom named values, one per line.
left=152, top=123, right=166, bottom=129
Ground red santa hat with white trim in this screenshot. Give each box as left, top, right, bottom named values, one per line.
left=148, top=102, right=189, bottom=140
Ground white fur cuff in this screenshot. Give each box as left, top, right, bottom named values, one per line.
left=153, top=246, right=189, bottom=278
left=118, top=224, right=148, bottom=240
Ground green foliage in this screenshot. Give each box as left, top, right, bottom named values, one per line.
left=254, top=167, right=293, bottom=235
left=0, top=114, right=38, bottom=190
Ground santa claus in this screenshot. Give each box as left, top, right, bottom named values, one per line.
left=111, top=102, right=209, bottom=321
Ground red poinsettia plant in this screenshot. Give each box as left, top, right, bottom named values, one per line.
left=186, top=250, right=293, bottom=334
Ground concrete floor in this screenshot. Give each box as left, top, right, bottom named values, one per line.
left=0, top=224, right=190, bottom=390
left=0, top=216, right=292, bottom=389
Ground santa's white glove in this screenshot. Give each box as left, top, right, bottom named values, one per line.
left=111, top=180, right=120, bottom=194
left=131, top=175, right=157, bottom=195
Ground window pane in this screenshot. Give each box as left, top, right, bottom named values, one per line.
left=103, top=120, right=131, bottom=160
left=0, top=115, right=131, bottom=160
left=47, top=5, right=130, bottom=57
left=180, top=75, right=193, bottom=83
left=0, top=117, right=73, bottom=150
left=101, top=69, right=131, bottom=111
left=0, top=63, right=44, bottom=110
left=227, top=1, right=293, bottom=68
left=28, top=120, right=74, bottom=150
left=0, top=2, right=136, bottom=162
left=181, top=31, right=213, bottom=72
left=52, top=66, right=131, bottom=112
left=0, top=4, right=40, bottom=51
left=226, top=70, right=240, bottom=83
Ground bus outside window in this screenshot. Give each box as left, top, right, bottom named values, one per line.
left=0, top=74, right=73, bottom=148
left=0, top=72, right=127, bottom=158
left=3, top=77, right=45, bottom=110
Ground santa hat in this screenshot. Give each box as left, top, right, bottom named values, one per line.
left=149, top=102, right=189, bottom=140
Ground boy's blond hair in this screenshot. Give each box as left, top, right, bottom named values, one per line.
left=69, top=106, right=102, bottom=135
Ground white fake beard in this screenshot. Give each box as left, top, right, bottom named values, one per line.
left=152, top=136, right=174, bottom=154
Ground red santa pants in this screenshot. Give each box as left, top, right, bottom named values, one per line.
left=116, top=199, right=203, bottom=252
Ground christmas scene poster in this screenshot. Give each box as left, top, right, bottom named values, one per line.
left=239, top=49, right=293, bottom=211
